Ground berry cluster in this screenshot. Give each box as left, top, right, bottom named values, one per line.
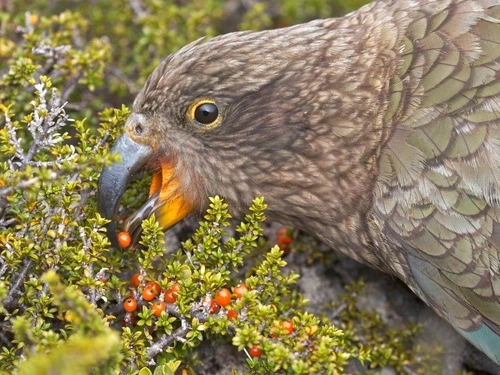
left=123, top=274, right=169, bottom=321
left=121, top=275, right=296, bottom=359
left=119, top=226, right=296, bottom=360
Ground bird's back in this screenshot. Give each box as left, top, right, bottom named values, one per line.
left=370, top=0, right=500, bottom=364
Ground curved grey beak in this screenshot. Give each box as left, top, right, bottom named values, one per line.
left=97, top=133, right=153, bottom=248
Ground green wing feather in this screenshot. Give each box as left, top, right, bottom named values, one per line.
left=373, top=0, right=500, bottom=362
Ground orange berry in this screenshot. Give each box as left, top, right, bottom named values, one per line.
left=146, top=280, right=161, bottom=295
left=130, top=272, right=141, bottom=288
left=142, top=287, right=156, bottom=301
left=151, top=300, right=166, bottom=316
left=233, top=283, right=248, bottom=299
left=215, top=288, right=231, bottom=307
left=123, top=297, right=137, bottom=312
left=227, top=309, right=238, bottom=320
left=164, top=288, right=177, bottom=304
left=270, top=320, right=294, bottom=337
left=170, top=282, right=181, bottom=293
left=164, top=282, right=180, bottom=304
left=118, top=231, right=131, bottom=248
left=280, top=320, right=294, bottom=335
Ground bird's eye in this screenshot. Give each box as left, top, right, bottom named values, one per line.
left=187, top=99, right=222, bottom=130
left=194, top=102, right=219, bottom=124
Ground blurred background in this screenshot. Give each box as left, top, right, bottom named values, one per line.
left=0, top=0, right=370, bottom=115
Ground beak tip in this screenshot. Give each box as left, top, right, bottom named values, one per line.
left=97, top=133, right=153, bottom=250
left=106, top=221, right=123, bottom=250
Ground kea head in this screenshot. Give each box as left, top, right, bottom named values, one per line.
left=98, top=18, right=394, bottom=248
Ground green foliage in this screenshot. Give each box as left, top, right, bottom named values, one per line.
left=276, top=0, right=371, bottom=23
left=7, top=0, right=371, bottom=106
left=0, top=1, right=445, bottom=374
left=0, top=11, right=111, bottom=117
left=13, top=272, right=122, bottom=375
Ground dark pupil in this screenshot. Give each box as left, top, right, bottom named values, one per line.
left=195, top=103, right=218, bottom=124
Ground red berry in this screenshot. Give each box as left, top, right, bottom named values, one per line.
left=146, top=280, right=161, bottom=295
left=248, top=344, right=262, bottom=358
left=130, top=272, right=141, bottom=288
left=202, top=296, right=220, bottom=314
left=122, top=312, right=136, bottom=326
left=215, top=288, right=231, bottom=307
left=277, top=227, right=292, bottom=241
left=227, top=310, right=238, bottom=320
left=142, top=287, right=156, bottom=301
left=276, top=227, right=293, bottom=254
left=117, top=231, right=131, bottom=248
left=151, top=300, right=166, bottom=316
left=233, top=283, right=248, bottom=299
left=123, top=297, right=137, bottom=312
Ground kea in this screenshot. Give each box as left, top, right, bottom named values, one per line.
left=97, top=0, right=500, bottom=366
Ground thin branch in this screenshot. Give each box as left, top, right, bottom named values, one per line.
left=0, top=177, right=39, bottom=198
left=128, top=0, right=149, bottom=18
left=3, top=258, right=34, bottom=311
left=108, top=65, right=140, bottom=93
left=146, top=319, right=191, bottom=358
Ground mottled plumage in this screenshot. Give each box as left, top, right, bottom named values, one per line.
left=98, top=0, right=500, bottom=365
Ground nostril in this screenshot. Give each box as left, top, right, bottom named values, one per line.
left=134, top=123, right=144, bottom=136
left=125, top=113, right=147, bottom=138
